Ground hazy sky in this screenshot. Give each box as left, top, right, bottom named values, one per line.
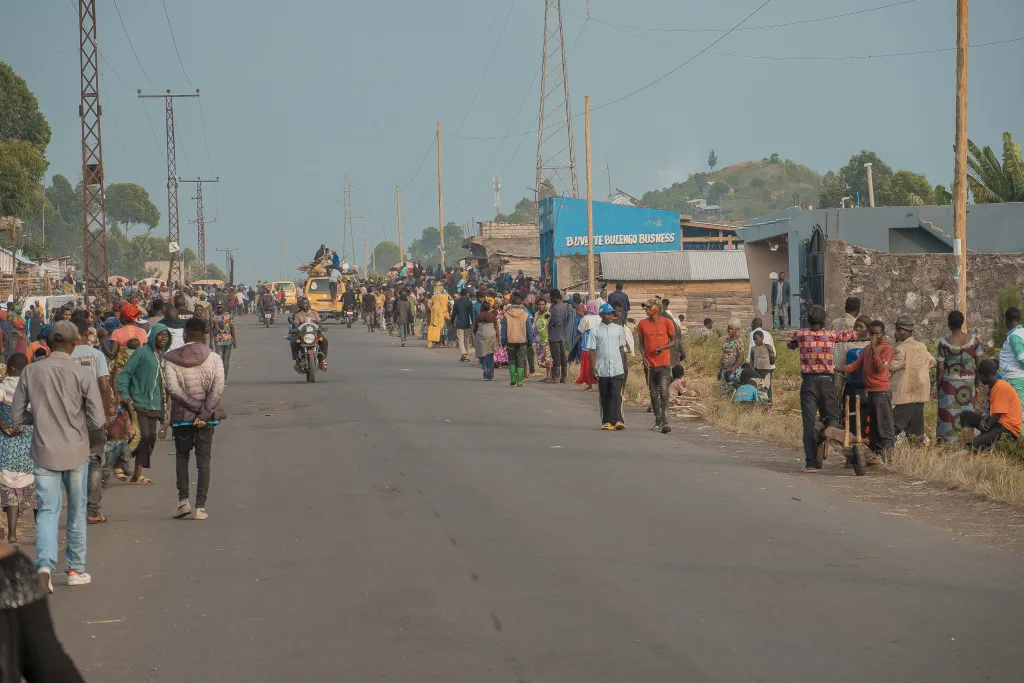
left=3, top=0, right=1022, bottom=280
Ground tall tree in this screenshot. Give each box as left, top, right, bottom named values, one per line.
left=106, top=182, right=160, bottom=238
left=372, top=240, right=401, bottom=271
left=933, top=184, right=953, bottom=205
left=495, top=197, right=536, bottom=223
left=840, top=150, right=893, bottom=205
left=0, top=61, right=51, bottom=153
left=967, top=132, right=1024, bottom=203
left=0, top=139, right=46, bottom=217
left=205, top=264, right=228, bottom=282
left=817, top=170, right=848, bottom=209
left=882, top=170, right=933, bottom=206
left=708, top=149, right=718, bottom=172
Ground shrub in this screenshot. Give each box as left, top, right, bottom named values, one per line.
left=992, top=285, right=1022, bottom=349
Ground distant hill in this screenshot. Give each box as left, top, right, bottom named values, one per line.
left=640, top=158, right=823, bottom=222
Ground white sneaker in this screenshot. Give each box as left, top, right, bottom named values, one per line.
left=67, top=570, right=92, bottom=586
left=173, top=500, right=192, bottom=519
left=192, top=508, right=208, bottom=520
left=38, top=569, right=53, bottom=594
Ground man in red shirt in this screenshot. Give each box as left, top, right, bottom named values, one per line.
left=636, top=299, right=676, bottom=434
left=843, top=320, right=895, bottom=458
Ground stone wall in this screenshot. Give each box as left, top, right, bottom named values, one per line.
left=479, top=222, right=538, bottom=240
left=825, top=239, right=1024, bottom=348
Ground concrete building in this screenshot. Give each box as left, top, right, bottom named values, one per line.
left=598, top=250, right=752, bottom=329
left=737, top=203, right=1024, bottom=335
left=463, top=222, right=540, bottom=278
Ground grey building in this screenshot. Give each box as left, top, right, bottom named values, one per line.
left=736, top=203, right=1024, bottom=328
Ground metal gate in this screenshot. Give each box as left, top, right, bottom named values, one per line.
left=805, top=225, right=826, bottom=308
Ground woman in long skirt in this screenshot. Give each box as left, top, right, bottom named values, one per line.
left=575, top=301, right=602, bottom=390
left=493, top=304, right=508, bottom=368
left=935, top=310, right=983, bottom=444
left=0, top=355, right=35, bottom=543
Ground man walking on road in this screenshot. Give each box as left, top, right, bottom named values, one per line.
left=71, top=318, right=113, bottom=525
left=587, top=303, right=629, bottom=430
left=546, top=289, right=570, bottom=383
left=453, top=289, right=475, bottom=362
left=12, top=320, right=105, bottom=591
left=163, top=318, right=225, bottom=521
left=636, top=299, right=676, bottom=434
left=501, top=292, right=535, bottom=387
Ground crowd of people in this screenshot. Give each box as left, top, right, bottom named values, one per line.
left=0, top=278, right=237, bottom=596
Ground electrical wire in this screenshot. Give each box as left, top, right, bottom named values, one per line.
left=161, top=0, right=195, bottom=89
left=102, top=72, right=141, bottom=180
left=566, top=0, right=916, bottom=34
left=140, top=99, right=164, bottom=151
left=111, top=0, right=157, bottom=89
left=197, top=98, right=217, bottom=175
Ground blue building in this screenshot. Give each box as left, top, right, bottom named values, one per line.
left=539, top=197, right=682, bottom=288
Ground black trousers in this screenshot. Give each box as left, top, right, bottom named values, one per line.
left=175, top=426, right=214, bottom=508
left=527, top=343, right=536, bottom=374
left=893, top=402, right=925, bottom=439
left=132, top=413, right=159, bottom=469
left=598, top=375, right=625, bottom=425
left=799, top=374, right=839, bottom=467
left=647, top=365, right=672, bottom=426
left=961, top=411, right=1015, bottom=449
left=866, top=390, right=896, bottom=453
left=550, top=340, right=567, bottom=381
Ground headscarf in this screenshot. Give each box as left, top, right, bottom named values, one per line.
left=121, top=303, right=142, bottom=322
left=0, top=311, right=8, bottom=321
left=38, top=324, right=52, bottom=340
left=585, top=300, right=599, bottom=315
left=103, top=317, right=122, bottom=334
left=525, top=293, right=536, bottom=305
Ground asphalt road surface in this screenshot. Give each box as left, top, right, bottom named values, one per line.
left=48, top=318, right=1024, bottom=682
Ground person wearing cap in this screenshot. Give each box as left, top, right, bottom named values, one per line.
left=889, top=315, right=935, bottom=441
left=586, top=303, right=629, bottom=430
left=12, top=320, right=105, bottom=590
left=788, top=305, right=857, bottom=472
left=636, top=298, right=676, bottom=434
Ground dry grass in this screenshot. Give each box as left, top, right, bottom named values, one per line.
left=567, top=332, right=1024, bottom=508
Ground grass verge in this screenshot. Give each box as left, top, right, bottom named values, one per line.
left=565, top=332, right=1024, bottom=508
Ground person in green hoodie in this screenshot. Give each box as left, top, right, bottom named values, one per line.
left=116, top=323, right=170, bottom=485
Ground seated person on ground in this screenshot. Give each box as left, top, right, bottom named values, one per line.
left=960, top=359, right=1022, bottom=450
left=732, top=367, right=761, bottom=403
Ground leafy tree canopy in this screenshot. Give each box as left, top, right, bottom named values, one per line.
left=372, top=240, right=401, bottom=270
left=408, top=222, right=469, bottom=264
left=708, top=149, right=718, bottom=171
left=0, top=61, right=51, bottom=153
left=205, top=264, right=228, bottom=282
left=106, top=183, right=160, bottom=238
left=0, top=139, right=47, bottom=217
left=494, top=197, right=536, bottom=223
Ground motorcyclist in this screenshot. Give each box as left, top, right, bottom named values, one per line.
left=289, top=297, right=328, bottom=369
left=258, top=287, right=277, bottom=321
left=341, top=287, right=358, bottom=317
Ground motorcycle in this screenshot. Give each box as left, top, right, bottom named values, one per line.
left=342, top=305, right=358, bottom=328
left=294, top=322, right=326, bottom=383
left=259, top=308, right=275, bottom=327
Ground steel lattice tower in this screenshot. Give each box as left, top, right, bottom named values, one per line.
left=78, top=0, right=111, bottom=307
left=535, top=0, right=579, bottom=204
left=180, top=178, right=218, bottom=278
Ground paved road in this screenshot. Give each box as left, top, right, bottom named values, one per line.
left=48, top=318, right=1024, bottom=682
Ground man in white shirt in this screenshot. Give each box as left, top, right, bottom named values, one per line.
left=586, top=303, right=629, bottom=431
left=72, top=318, right=113, bottom=524
left=329, top=268, right=342, bottom=302
left=748, top=317, right=776, bottom=401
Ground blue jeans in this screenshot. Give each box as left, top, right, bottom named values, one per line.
left=35, top=462, right=88, bottom=574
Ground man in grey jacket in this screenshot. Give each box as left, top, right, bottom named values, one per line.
left=12, top=320, right=105, bottom=591
left=163, top=318, right=225, bottom=521
left=545, top=289, right=571, bottom=383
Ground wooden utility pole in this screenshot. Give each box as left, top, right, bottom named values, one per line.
left=584, top=96, right=595, bottom=300
left=363, top=238, right=368, bottom=276
left=396, top=185, right=404, bottom=263
left=953, top=0, right=969, bottom=324
left=437, top=122, right=445, bottom=269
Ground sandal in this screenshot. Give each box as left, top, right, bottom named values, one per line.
left=87, top=514, right=106, bottom=524
left=130, top=476, right=154, bottom=485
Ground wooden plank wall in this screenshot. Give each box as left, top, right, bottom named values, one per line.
left=618, top=280, right=752, bottom=329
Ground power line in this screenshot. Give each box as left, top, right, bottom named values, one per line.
left=444, top=0, right=520, bottom=163
left=110, top=0, right=157, bottom=89
left=161, top=0, right=195, bottom=88
left=569, top=0, right=916, bottom=34
left=197, top=98, right=216, bottom=175
left=401, top=134, right=439, bottom=191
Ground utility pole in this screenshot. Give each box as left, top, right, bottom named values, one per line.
left=536, top=0, right=579, bottom=209
left=437, top=122, right=446, bottom=268
left=215, top=247, right=238, bottom=283
left=179, top=177, right=219, bottom=279
left=279, top=232, right=285, bottom=280
left=953, top=0, right=969, bottom=324
left=138, top=89, right=199, bottom=289
left=864, top=163, right=876, bottom=208
left=584, top=96, right=595, bottom=300
left=395, top=185, right=404, bottom=262
left=363, top=238, right=368, bottom=276
left=78, top=0, right=111, bottom=307
left=493, top=176, right=501, bottom=216
left=40, top=179, right=45, bottom=243
left=343, top=176, right=352, bottom=264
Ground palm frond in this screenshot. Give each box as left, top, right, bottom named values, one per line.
left=1001, top=132, right=1024, bottom=201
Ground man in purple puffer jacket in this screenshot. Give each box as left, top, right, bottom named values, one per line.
left=163, top=318, right=225, bottom=520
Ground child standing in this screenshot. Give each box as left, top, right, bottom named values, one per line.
left=0, top=354, right=35, bottom=543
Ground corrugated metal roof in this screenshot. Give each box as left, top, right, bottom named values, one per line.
left=599, top=250, right=749, bottom=282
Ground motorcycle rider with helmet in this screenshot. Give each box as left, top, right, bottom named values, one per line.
left=258, top=287, right=277, bottom=322
left=289, top=297, right=328, bottom=370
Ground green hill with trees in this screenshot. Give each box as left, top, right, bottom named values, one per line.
left=641, top=155, right=822, bottom=221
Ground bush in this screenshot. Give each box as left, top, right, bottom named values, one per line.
left=992, top=285, right=1022, bottom=349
